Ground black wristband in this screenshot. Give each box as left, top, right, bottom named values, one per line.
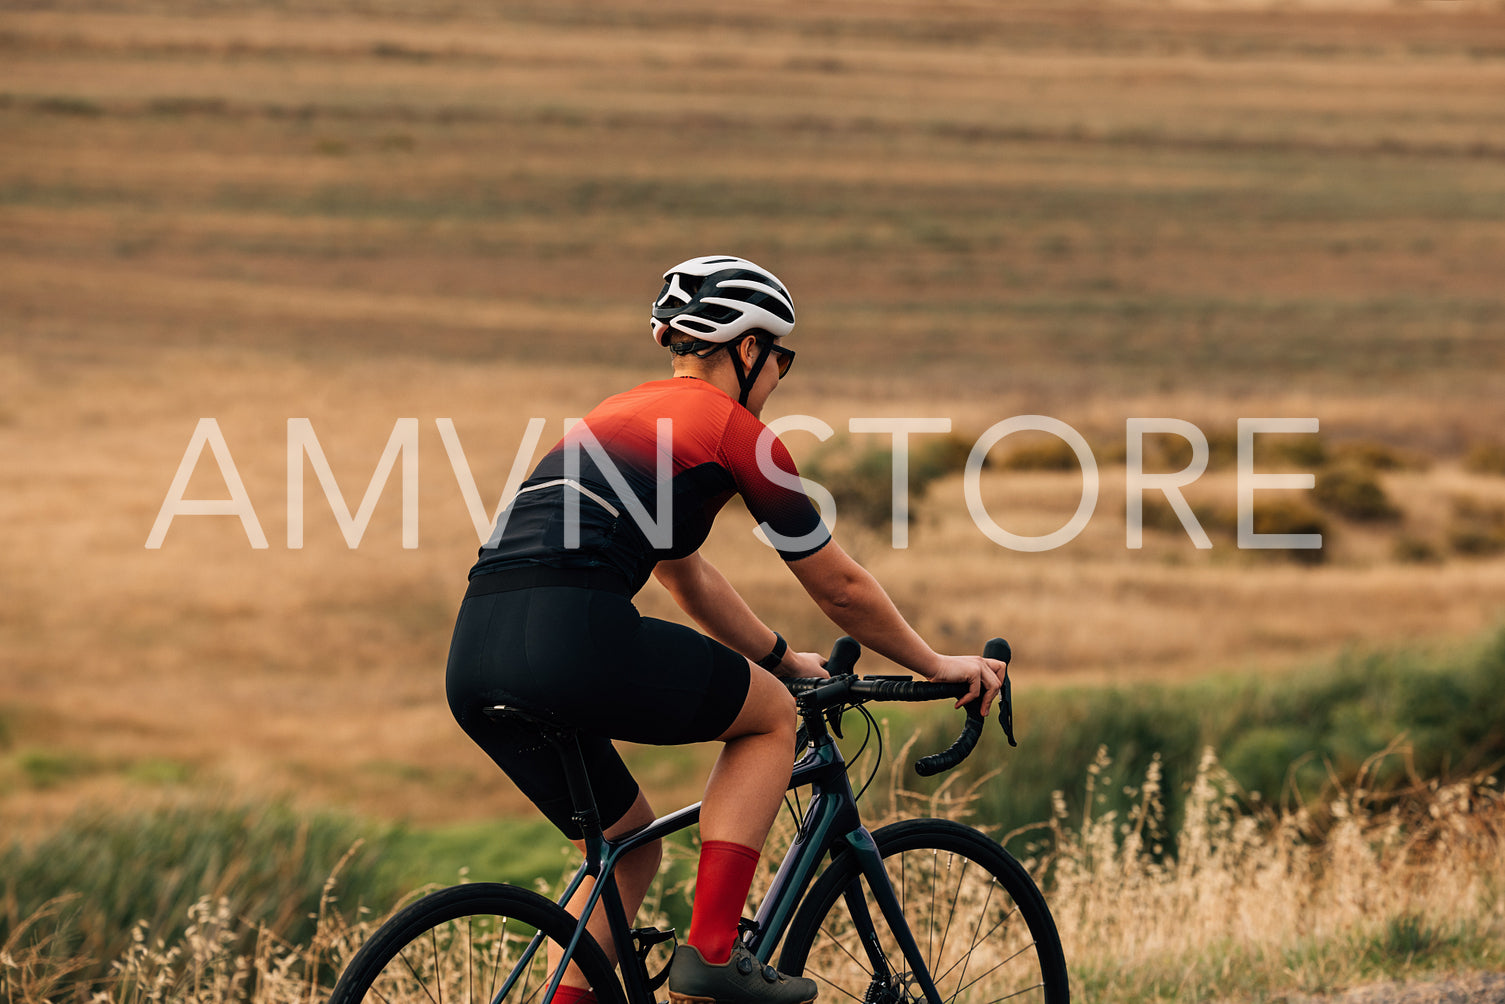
left=756, top=632, right=788, bottom=671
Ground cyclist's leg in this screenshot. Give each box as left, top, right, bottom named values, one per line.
left=702, top=666, right=797, bottom=849
left=447, top=589, right=663, bottom=995
left=553, top=600, right=796, bottom=971
left=450, top=586, right=801, bottom=986
left=680, top=666, right=798, bottom=968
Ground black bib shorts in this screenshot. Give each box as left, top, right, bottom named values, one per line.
left=445, top=582, right=751, bottom=839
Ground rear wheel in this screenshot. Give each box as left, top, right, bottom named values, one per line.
left=780, top=819, right=1069, bottom=1004
left=330, top=882, right=625, bottom=1004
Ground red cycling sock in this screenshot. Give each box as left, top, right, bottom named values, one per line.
left=686, top=840, right=761, bottom=965
left=551, top=985, right=596, bottom=1004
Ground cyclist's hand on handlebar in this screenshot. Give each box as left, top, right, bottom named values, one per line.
left=774, top=650, right=830, bottom=680
left=927, top=655, right=1006, bottom=716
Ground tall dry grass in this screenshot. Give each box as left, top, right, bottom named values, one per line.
left=5, top=734, right=1501, bottom=1003
left=1039, top=745, right=1505, bottom=1001
left=1, top=851, right=370, bottom=1004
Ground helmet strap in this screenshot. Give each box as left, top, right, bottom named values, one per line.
left=727, top=336, right=773, bottom=407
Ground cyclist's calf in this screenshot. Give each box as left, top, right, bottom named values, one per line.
left=702, top=668, right=799, bottom=850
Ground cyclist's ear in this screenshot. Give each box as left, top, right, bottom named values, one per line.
left=736, top=334, right=760, bottom=368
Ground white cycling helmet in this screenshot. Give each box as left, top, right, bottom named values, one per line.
left=650, top=255, right=796, bottom=347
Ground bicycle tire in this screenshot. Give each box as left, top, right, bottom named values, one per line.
left=329, top=882, right=626, bottom=1004
left=779, top=819, right=1069, bottom=1004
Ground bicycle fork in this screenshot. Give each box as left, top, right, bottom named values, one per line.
left=749, top=743, right=946, bottom=1004
left=838, top=827, right=944, bottom=1004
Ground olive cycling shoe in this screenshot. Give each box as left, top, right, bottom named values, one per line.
left=667, top=944, right=818, bottom=1004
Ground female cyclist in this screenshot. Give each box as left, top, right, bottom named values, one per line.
left=446, top=255, right=1005, bottom=1004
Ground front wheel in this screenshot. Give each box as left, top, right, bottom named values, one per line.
left=780, top=819, right=1069, bottom=1004
left=329, top=882, right=626, bottom=1004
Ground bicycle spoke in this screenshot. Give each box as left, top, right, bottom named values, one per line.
left=943, top=859, right=986, bottom=994
left=806, top=968, right=865, bottom=1004
left=927, top=848, right=939, bottom=975
left=331, top=884, right=626, bottom=1004
left=818, top=922, right=872, bottom=972
left=483, top=934, right=501, bottom=1004
left=934, top=852, right=969, bottom=980
left=805, top=926, right=863, bottom=1000
left=929, top=900, right=1023, bottom=988
left=396, top=939, right=444, bottom=1004
left=784, top=822, right=1066, bottom=1004
left=955, top=944, right=1045, bottom=1001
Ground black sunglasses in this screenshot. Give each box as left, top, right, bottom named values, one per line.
left=763, top=340, right=796, bottom=379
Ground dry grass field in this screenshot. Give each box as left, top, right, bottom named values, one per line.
left=3, top=0, right=1505, bottom=875
left=5, top=2, right=1505, bottom=1000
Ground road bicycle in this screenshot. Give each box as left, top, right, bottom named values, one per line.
left=329, top=636, right=1069, bottom=1004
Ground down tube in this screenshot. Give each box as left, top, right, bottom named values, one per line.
left=746, top=783, right=858, bottom=961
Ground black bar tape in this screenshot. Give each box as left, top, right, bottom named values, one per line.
left=914, top=705, right=985, bottom=778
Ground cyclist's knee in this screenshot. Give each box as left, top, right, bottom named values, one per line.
left=767, top=681, right=797, bottom=736
left=604, top=789, right=656, bottom=837
left=723, top=667, right=797, bottom=741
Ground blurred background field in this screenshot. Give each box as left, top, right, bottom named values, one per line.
left=3, top=0, right=1505, bottom=1000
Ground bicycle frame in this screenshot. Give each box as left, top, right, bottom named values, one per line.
left=524, top=707, right=945, bottom=1004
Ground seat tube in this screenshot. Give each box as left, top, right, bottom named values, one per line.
left=843, top=827, right=944, bottom=1004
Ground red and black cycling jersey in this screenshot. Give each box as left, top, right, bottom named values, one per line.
left=471, top=377, right=831, bottom=594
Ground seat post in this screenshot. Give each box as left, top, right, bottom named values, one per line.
left=554, top=728, right=605, bottom=858
left=546, top=723, right=639, bottom=982
left=480, top=704, right=608, bottom=862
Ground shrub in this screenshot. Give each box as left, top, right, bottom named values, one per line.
left=817, top=447, right=901, bottom=531
left=1463, top=440, right=1505, bottom=476
left=1137, top=495, right=1199, bottom=536
left=1392, top=534, right=1442, bottom=564
left=1313, top=465, right=1401, bottom=522
left=1152, top=429, right=1322, bottom=472
left=1251, top=497, right=1330, bottom=564
left=1331, top=439, right=1429, bottom=472
left=909, top=431, right=974, bottom=484
left=1145, top=428, right=1239, bottom=473
left=1448, top=496, right=1505, bottom=556
left=1136, top=497, right=1328, bottom=563
left=805, top=433, right=973, bottom=534
left=998, top=435, right=1082, bottom=472
left=1268, top=431, right=1327, bottom=469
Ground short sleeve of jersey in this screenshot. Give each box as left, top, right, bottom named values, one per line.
left=719, top=408, right=832, bottom=561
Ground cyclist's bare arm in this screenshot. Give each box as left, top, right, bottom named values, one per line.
left=653, top=553, right=828, bottom=678
left=785, top=540, right=1004, bottom=713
